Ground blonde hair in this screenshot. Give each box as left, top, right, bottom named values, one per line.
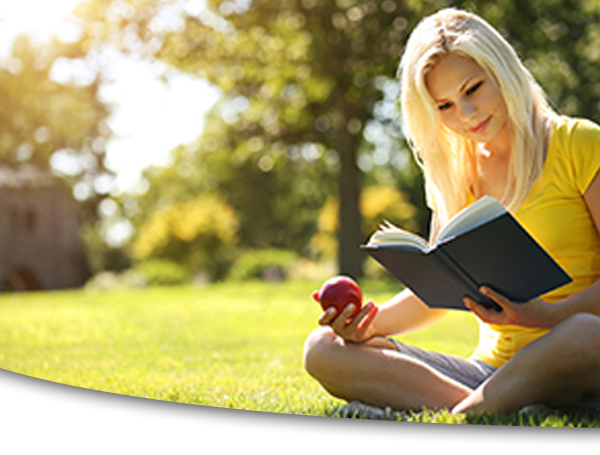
left=398, top=8, right=555, bottom=227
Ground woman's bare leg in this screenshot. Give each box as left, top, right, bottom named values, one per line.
left=453, top=313, right=600, bottom=415
left=303, top=325, right=473, bottom=411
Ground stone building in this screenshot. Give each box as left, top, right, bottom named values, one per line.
left=0, top=165, right=89, bottom=291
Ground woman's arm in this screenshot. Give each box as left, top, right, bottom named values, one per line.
left=373, top=289, right=449, bottom=336
left=320, top=288, right=449, bottom=343
left=320, top=212, right=448, bottom=342
left=465, top=171, right=600, bottom=327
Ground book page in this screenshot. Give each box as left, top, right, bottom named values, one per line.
left=366, top=220, right=430, bottom=251
left=434, top=195, right=506, bottom=246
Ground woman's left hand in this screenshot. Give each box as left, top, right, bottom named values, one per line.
left=463, top=286, right=563, bottom=328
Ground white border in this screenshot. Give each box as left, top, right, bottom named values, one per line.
left=0, top=369, right=594, bottom=454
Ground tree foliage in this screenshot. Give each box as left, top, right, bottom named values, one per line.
left=75, top=0, right=439, bottom=278
left=462, top=0, right=600, bottom=123
left=0, top=32, right=117, bottom=275
left=155, top=0, right=440, bottom=278
left=0, top=35, right=113, bottom=218
left=311, top=185, right=420, bottom=261
left=73, top=0, right=600, bottom=278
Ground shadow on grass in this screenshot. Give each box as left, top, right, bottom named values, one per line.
left=464, top=408, right=600, bottom=428
left=322, top=403, right=600, bottom=428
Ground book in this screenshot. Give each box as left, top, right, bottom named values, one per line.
left=362, top=196, right=572, bottom=311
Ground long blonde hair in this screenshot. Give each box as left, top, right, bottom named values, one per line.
left=398, top=8, right=556, bottom=227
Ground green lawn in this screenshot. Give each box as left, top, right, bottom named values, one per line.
left=0, top=280, right=598, bottom=428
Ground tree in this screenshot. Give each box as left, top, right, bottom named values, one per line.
left=0, top=35, right=113, bottom=219
left=0, top=33, right=115, bottom=273
left=74, top=0, right=441, bottom=278
left=77, top=0, right=600, bottom=278
left=462, top=0, right=600, bottom=124
left=311, top=185, right=421, bottom=264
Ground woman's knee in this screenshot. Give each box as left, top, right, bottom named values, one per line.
left=536, top=313, right=600, bottom=403
left=552, top=312, right=600, bottom=365
left=302, top=325, right=340, bottom=379
left=556, top=312, right=600, bottom=342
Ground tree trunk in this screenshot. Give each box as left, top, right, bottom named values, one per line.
left=336, top=130, right=364, bottom=279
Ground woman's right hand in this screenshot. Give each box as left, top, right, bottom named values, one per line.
left=318, top=300, right=379, bottom=343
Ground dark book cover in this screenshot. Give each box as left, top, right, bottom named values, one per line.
left=362, top=212, right=572, bottom=311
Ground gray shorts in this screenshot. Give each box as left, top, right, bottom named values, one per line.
left=389, top=339, right=600, bottom=411
left=389, top=339, right=497, bottom=390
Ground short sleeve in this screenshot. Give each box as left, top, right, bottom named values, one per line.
left=566, top=118, right=600, bottom=194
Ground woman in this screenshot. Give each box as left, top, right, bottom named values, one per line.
left=303, top=8, right=600, bottom=417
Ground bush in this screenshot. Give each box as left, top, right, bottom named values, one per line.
left=84, top=269, right=146, bottom=291
left=131, top=194, right=239, bottom=281
left=310, top=185, right=420, bottom=261
left=228, top=249, right=298, bottom=282
left=133, top=259, right=191, bottom=286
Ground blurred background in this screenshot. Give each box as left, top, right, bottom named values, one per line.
left=1, top=0, right=599, bottom=292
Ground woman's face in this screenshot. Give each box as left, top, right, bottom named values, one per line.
left=425, top=54, right=509, bottom=149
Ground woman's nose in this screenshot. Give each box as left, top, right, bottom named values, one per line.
left=458, top=99, right=477, bottom=120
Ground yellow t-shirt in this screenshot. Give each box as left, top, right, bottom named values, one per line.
left=471, top=116, right=600, bottom=368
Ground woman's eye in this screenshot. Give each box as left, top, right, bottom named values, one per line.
left=438, top=102, right=453, bottom=111
left=466, top=81, right=483, bottom=96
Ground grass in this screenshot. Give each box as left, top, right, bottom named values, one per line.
left=0, top=279, right=598, bottom=428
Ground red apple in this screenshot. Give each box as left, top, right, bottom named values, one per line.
left=312, top=275, right=362, bottom=317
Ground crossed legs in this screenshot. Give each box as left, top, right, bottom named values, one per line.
left=303, top=325, right=474, bottom=412
left=303, top=313, right=600, bottom=414
left=453, top=312, right=600, bottom=414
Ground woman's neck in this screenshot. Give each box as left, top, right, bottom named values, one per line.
left=470, top=114, right=554, bottom=202
left=480, top=122, right=512, bottom=157
left=471, top=125, right=512, bottom=201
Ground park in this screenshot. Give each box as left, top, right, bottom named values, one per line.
left=2, top=0, right=600, bottom=431
left=1, top=277, right=599, bottom=427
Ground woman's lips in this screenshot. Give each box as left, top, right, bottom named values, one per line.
left=470, top=117, right=491, bottom=134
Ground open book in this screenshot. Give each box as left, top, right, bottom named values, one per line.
left=362, top=196, right=572, bottom=311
